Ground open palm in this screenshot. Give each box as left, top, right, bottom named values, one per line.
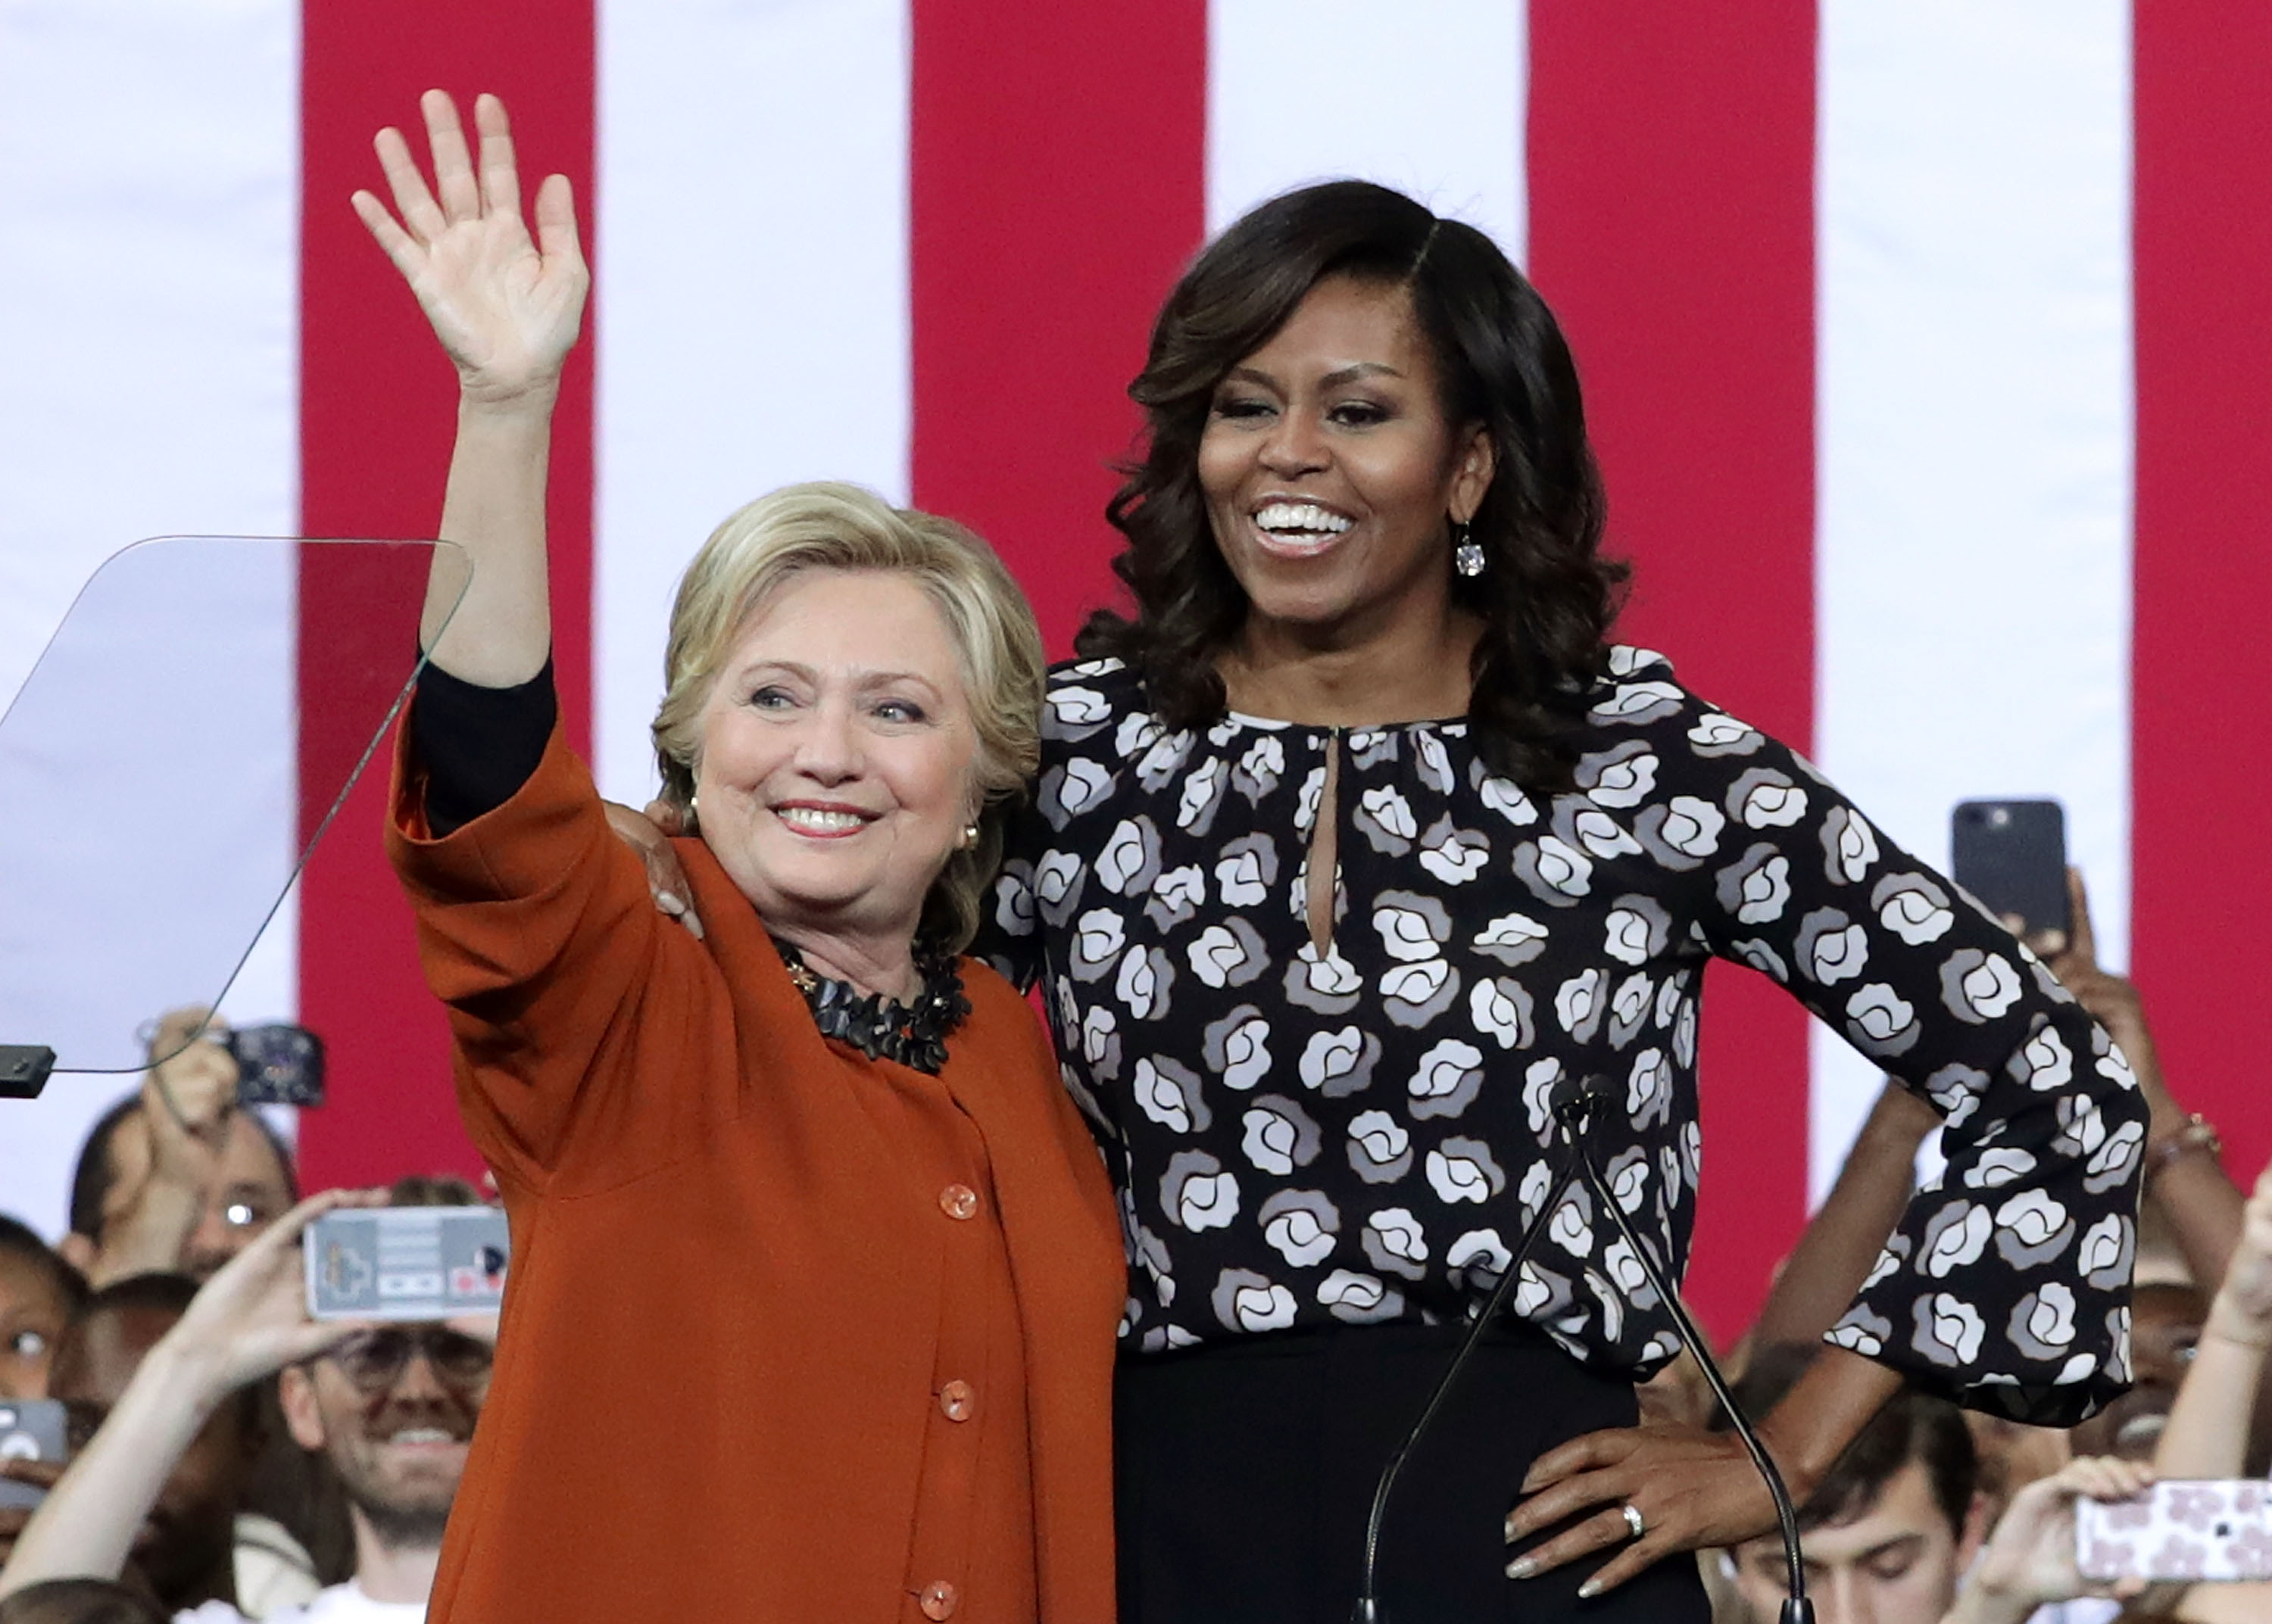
left=353, top=90, right=587, bottom=403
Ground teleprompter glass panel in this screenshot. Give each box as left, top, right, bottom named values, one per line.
left=0, top=536, right=468, bottom=1078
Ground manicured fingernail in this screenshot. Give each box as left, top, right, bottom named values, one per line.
left=1576, top=1579, right=1601, bottom=1599
left=1506, top=1558, right=1537, bottom=1580
left=657, top=892, right=685, bottom=914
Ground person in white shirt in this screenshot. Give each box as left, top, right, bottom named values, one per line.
left=0, top=1182, right=495, bottom=1624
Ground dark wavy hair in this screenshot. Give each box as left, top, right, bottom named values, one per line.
left=1078, top=179, right=1624, bottom=790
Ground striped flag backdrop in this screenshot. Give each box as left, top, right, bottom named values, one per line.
left=2, top=0, right=2264, bottom=1343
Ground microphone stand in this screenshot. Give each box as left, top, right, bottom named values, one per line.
left=1353, top=1122, right=1585, bottom=1622
left=1352, top=1078, right=1815, bottom=1624
left=1556, top=1082, right=1815, bottom=1624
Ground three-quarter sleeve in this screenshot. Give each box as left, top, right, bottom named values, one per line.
left=387, top=718, right=741, bottom=1192
left=407, top=656, right=558, bottom=836
left=1645, top=690, right=2147, bottom=1423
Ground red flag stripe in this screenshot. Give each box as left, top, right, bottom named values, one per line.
left=296, top=2, right=598, bottom=1191
left=2132, top=4, right=2272, bottom=1187
left=908, top=0, right=1209, bottom=655
left=1527, top=1, right=1820, bottom=1345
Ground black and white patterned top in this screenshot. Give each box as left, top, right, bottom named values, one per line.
left=979, top=648, right=2146, bottom=1425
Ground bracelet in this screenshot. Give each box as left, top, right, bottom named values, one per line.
left=2142, top=1113, right=2222, bottom=1184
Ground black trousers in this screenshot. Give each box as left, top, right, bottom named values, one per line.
left=1114, top=1322, right=1712, bottom=1624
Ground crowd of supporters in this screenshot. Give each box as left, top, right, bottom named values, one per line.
left=0, top=1011, right=489, bottom=1624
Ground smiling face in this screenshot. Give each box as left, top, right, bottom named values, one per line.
left=280, top=1321, right=492, bottom=1550
left=1198, top=275, right=1493, bottom=657
left=693, top=568, right=978, bottom=968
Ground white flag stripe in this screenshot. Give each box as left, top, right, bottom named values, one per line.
left=592, top=0, right=913, bottom=806
left=0, top=0, right=301, bottom=1236
left=1206, top=0, right=1527, bottom=262
left=1811, top=0, right=2135, bottom=1201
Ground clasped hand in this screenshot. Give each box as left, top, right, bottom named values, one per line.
left=1502, top=1420, right=1778, bottom=1597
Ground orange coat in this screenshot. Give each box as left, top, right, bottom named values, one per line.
left=387, top=725, right=1125, bottom=1623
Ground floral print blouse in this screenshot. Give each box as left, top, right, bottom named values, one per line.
left=980, top=648, right=2145, bottom=1424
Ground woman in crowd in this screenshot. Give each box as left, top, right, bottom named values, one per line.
left=619, top=179, right=2147, bottom=1622
left=358, top=92, right=1123, bottom=1622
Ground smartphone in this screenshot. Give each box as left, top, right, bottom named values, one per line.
left=306, top=1206, right=510, bottom=1322
left=0, top=1398, right=67, bottom=1510
left=227, top=1024, right=324, bottom=1108
left=2077, top=1480, right=2272, bottom=1582
left=1950, top=799, right=2070, bottom=940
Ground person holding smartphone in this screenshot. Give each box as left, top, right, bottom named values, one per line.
left=2125, top=1163, right=2272, bottom=1622
left=59, top=1010, right=300, bottom=1289
left=0, top=1186, right=501, bottom=1622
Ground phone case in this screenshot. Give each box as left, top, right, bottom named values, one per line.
left=232, top=1023, right=326, bottom=1107
left=1951, top=798, right=2070, bottom=939
left=2075, top=1480, right=2272, bottom=1582
left=0, top=1399, right=67, bottom=1510
left=305, top=1207, right=510, bottom=1321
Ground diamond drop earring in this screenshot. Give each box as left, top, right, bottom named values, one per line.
left=1452, top=520, right=1487, bottom=578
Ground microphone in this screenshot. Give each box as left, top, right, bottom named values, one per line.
left=1353, top=1075, right=1593, bottom=1622
left=1353, top=1076, right=1815, bottom=1624
left=1552, top=1078, right=1815, bottom=1624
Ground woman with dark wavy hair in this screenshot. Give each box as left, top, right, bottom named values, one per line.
left=625, top=178, right=2143, bottom=1622
left=978, top=179, right=2139, bottom=1623
left=1081, top=180, right=1619, bottom=790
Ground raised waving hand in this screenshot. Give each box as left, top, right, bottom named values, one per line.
left=354, top=90, right=586, bottom=403
left=354, top=91, right=582, bottom=687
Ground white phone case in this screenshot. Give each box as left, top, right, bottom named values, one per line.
left=2075, top=1480, right=2272, bottom=1583
left=305, top=1206, right=510, bottom=1320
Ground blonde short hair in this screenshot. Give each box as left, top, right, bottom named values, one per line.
left=651, top=482, right=1044, bottom=954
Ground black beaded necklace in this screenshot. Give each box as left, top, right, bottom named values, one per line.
left=773, top=937, right=970, bottom=1075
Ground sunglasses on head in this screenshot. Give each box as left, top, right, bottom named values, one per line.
left=327, top=1326, right=493, bottom=1392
